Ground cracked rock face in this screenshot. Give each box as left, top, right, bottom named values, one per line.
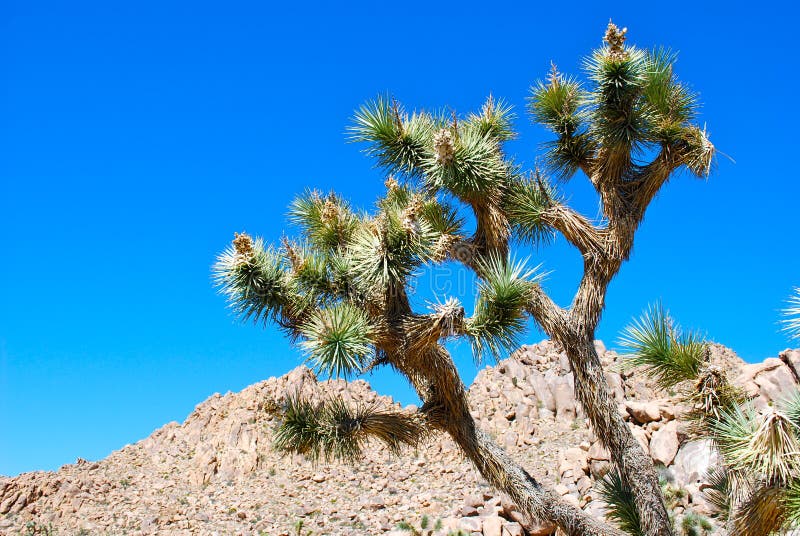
left=1, top=341, right=797, bottom=535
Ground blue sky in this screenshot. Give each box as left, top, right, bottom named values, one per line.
left=1, top=1, right=798, bottom=476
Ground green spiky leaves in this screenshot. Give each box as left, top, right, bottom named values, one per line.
left=289, top=190, right=360, bottom=252
left=528, top=67, right=594, bottom=178
left=526, top=23, right=714, bottom=182
left=467, top=95, right=516, bottom=142
left=347, top=210, right=437, bottom=294
left=620, top=304, right=746, bottom=432
left=783, top=288, right=800, bottom=340
left=620, top=304, right=706, bottom=390
left=349, top=96, right=435, bottom=177
left=641, top=48, right=698, bottom=139
left=712, top=403, right=800, bottom=486
left=596, top=470, right=644, bottom=536
left=351, top=95, right=513, bottom=207
left=702, top=467, right=734, bottom=521
left=300, top=302, right=376, bottom=378
left=505, top=172, right=555, bottom=245
left=273, top=395, right=424, bottom=463
left=466, top=256, right=541, bottom=359
left=214, top=234, right=293, bottom=326
left=423, top=126, right=509, bottom=203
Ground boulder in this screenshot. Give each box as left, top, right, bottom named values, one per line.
left=754, top=362, right=797, bottom=403
left=459, top=516, right=482, bottom=532
left=673, top=440, right=718, bottom=486
left=649, top=420, right=680, bottom=466
left=552, top=378, right=577, bottom=421
left=625, top=401, right=662, bottom=424
left=529, top=371, right=556, bottom=412
left=482, top=515, right=503, bottom=536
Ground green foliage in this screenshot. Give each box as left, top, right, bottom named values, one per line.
left=396, top=515, right=442, bottom=536
left=23, top=522, right=56, bottom=536
left=289, top=190, right=360, bottom=253
left=299, top=302, right=375, bottom=378
left=292, top=519, right=313, bottom=536
left=528, top=69, right=594, bottom=178
left=214, top=237, right=292, bottom=326
left=466, top=255, right=541, bottom=359
left=525, top=24, right=712, bottom=182
left=702, top=467, right=733, bottom=521
left=273, top=395, right=423, bottom=463
left=349, top=96, right=435, bottom=177
left=712, top=404, right=800, bottom=486
left=679, top=512, right=712, bottom=536
left=504, top=173, right=555, bottom=245
left=620, top=303, right=706, bottom=390
left=596, top=470, right=643, bottom=536
left=528, top=70, right=584, bottom=136
left=466, top=95, right=516, bottom=142
left=422, top=126, right=509, bottom=202
left=346, top=202, right=441, bottom=294
left=783, top=288, right=800, bottom=340
left=782, top=478, right=800, bottom=528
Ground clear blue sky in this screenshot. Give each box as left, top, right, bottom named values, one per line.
left=2, top=1, right=798, bottom=476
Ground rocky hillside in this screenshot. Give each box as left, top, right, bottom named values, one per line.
left=2, top=341, right=800, bottom=536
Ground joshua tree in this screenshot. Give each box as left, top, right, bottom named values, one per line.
left=215, top=23, right=714, bottom=536
left=617, top=297, right=800, bottom=536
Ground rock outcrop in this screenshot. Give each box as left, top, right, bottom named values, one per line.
left=1, top=341, right=798, bottom=535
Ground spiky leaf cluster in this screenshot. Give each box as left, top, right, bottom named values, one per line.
left=620, top=306, right=747, bottom=436
left=349, top=97, right=436, bottom=177
left=528, top=68, right=595, bottom=177
left=527, top=22, right=713, bottom=181
left=504, top=172, right=555, bottom=245
left=289, top=190, right=361, bottom=252
left=597, top=470, right=644, bottom=536
left=783, top=288, right=800, bottom=340
left=701, top=384, right=800, bottom=534
left=713, top=404, right=800, bottom=486
left=619, top=303, right=800, bottom=533
left=299, top=302, right=376, bottom=378
left=466, top=256, right=541, bottom=359
left=214, top=235, right=305, bottom=331
left=273, top=395, right=424, bottom=463
left=620, top=304, right=706, bottom=390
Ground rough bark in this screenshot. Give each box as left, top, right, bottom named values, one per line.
left=393, top=342, right=626, bottom=536
left=505, top=152, right=679, bottom=536
left=458, top=429, right=625, bottom=536
left=561, top=338, right=673, bottom=536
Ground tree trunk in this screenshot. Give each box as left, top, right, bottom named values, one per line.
left=394, top=340, right=623, bottom=536
left=449, top=427, right=627, bottom=536
left=402, top=344, right=626, bottom=536
left=557, top=336, right=673, bottom=536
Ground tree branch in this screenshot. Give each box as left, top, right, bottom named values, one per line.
left=626, top=147, right=677, bottom=216
left=541, top=203, right=606, bottom=258
left=526, top=285, right=571, bottom=340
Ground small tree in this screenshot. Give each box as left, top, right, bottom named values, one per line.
left=215, top=23, right=714, bottom=536
left=618, top=295, right=800, bottom=536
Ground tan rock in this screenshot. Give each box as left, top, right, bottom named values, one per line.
left=625, top=401, right=662, bottom=424
left=502, top=521, right=524, bottom=536
left=649, top=420, right=680, bottom=466
left=482, top=515, right=503, bottom=536
left=459, top=516, right=482, bottom=532
left=673, top=440, right=719, bottom=486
